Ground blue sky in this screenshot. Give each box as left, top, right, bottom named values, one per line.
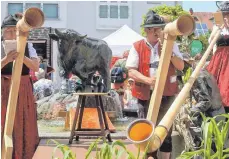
left=182, top=1, right=218, bottom=12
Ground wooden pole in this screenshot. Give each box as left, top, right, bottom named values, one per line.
left=1, top=8, right=44, bottom=159
left=159, top=27, right=222, bottom=130
left=146, top=34, right=176, bottom=124
left=1, top=31, right=28, bottom=159
left=146, top=14, right=195, bottom=125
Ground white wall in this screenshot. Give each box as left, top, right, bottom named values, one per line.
left=1, top=1, right=67, bottom=28
left=132, top=1, right=183, bottom=35
left=66, top=1, right=182, bottom=39
left=66, top=1, right=112, bottom=39
left=1, top=1, right=8, bottom=22
left=2, top=1, right=182, bottom=39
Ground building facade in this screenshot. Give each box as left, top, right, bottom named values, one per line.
left=1, top=1, right=182, bottom=88
left=1, top=1, right=182, bottom=39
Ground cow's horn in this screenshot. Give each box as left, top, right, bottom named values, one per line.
left=79, top=34, right=87, bottom=39
left=55, top=29, right=64, bottom=38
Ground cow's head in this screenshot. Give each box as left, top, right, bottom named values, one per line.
left=49, top=29, right=87, bottom=55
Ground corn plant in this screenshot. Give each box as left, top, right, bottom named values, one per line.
left=178, top=113, right=229, bottom=159
left=48, top=138, right=150, bottom=159
left=85, top=138, right=150, bottom=159
left=47, top=139, right=76, bottom=159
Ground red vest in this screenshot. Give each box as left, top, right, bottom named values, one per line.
left=132, top=39, right=178, bottom=100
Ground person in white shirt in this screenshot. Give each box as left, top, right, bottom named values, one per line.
left=126, top=10, right=184, bottom=159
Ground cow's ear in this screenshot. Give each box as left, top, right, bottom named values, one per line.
left=49, top=33, right=59, bottom=41
left=75, top=40, right=82, bottom=45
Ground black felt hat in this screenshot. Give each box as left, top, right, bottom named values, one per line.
left=141, top=10, right=166, bottom=28
left=1, top=13, right=22, bottom=28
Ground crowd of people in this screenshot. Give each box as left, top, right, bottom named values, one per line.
left=1, top=2, right=228, bottom=159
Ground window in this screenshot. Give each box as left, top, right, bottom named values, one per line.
left=98, top=2, right=129, bottom=19
left=110, top=5, right=118, bottom=18
left=99, top=5, right=108, bottom=18
left=8, top=3, right=23, bottom=15
left=43, top=4, right=58, bottom=19
left=195, top=23, right=209, bottom=36
left=7, top=3, right=59, bottom=19
left=120, top=6, right=128, bottom=19
left=96, top=1, right=132, bottom=29
left=25, top=3, right=41, bottom=9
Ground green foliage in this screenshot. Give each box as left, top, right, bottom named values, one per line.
left=140, top=4, right=189, bottom=37
left=85, top=138, right=150, bottom=159
left=179, top=29, right=211, bottom=57
left=47, top=139, right=76, bottom=159
left=182, top=67, right=193, bottom=84
left=198, top=31, right=211, bottom=54
left=140, top=4, right=213, bottom=59
left=49, top=138, right=151, bottom=159
left=177, top=113, right=229, bottom=159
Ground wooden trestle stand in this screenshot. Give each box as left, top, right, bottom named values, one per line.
left=69, top=93, right=112, bottom=144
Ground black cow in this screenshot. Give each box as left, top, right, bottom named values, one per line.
left=49, top=29, right=112, bottom=92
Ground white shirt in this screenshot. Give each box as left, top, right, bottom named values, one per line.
left=126, top=40, right=183, bottom=78
left=28, top=43, right=38, bottom=58
left=208, top=25, right=229, bottom=54
left=2, top=41, right=37, bottom=58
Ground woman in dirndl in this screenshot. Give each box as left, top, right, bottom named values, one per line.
left=1, top=13, right=40, bottom=159
left=207, top=1, right=229, bottom=113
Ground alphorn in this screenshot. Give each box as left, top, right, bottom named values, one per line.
left=1, top=8, right=44, bottom=159
left=127, top=16, right=222, bottom=152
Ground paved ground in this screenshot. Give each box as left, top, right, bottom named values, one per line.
left=33, top=134, right=185, bottom=159
left=36, top=117, right=229, bottom=159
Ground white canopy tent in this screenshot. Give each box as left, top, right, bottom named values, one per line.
left=103, top=25, right=144, bottom=57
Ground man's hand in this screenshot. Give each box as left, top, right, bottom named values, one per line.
left=148, top=76, right=156, bottom=87
left=4, top=50, right=19, bottom=63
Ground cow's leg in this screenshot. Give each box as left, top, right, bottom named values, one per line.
left=99, top=67, right=110, bottom=92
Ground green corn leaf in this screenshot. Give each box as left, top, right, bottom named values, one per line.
left=213, top=113, right=229, bottom=120
left=63, top=150, right=71, bottom=159
left=114, top=148, right=119, bottom=157
left=223, top=154, right=229, bottom=159
left=136, top=145, right=140, bottom=159
left=126, top=150, right=136, bottom=159
left=211, top=152, right=219, bottom=159
left=52, top=144, right=67, bottom=159
left=222, top=120, right=229, bottom=141
left=111, top=140, right=129, bottom=158
left=210, top=118, right=224, bottom=157
left=100, top=142, right=108, bottom=158
left=203, top=122, right=212, bottom=158
left=103, top=144, right=109, bottom=159
left=142, top=140, right=151, bottom=158
left=116, top=149, right=125, bottom=159
left=111, top=140, right=127, bottom=151
left=223, top=148, right=229, bottom=153
left=177, top=149, right=204, bottom=159
left=85, top=138, right=100, bottom=159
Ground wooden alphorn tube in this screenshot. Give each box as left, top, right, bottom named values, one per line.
left=127, top=16, right=221, bottom=153
left=153, top=26, right=222, bottom=151
left=1, top=8, right=44, bottom=159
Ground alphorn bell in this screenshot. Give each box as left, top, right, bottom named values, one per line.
left=1, top=8, right=44, bottom=159
left=126, top=14, right=197, bottom=153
